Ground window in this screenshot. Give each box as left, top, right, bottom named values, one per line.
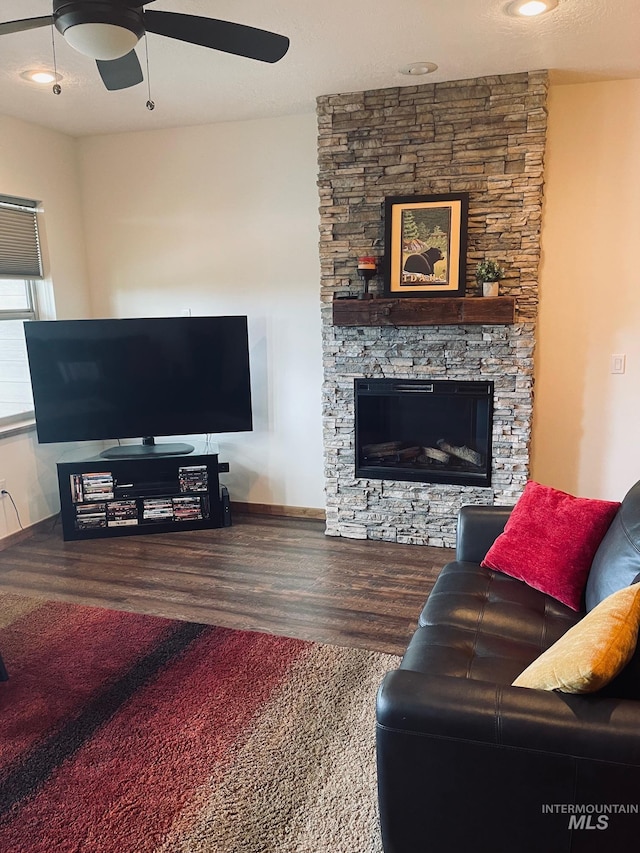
left=0, top=195, right=43, bottom=428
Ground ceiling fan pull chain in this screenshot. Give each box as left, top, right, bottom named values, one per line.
left=144, top=31, right=155, bottom=111
left=50, top=24, right=61, bottom=95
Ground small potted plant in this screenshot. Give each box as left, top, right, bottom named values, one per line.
left=475, top=260, right=505, bottom=297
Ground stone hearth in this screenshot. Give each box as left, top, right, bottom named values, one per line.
left=317, top=71, right=548, bottom=547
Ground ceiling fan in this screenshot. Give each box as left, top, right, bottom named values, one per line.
left=0, top=1, right=290, bottom=91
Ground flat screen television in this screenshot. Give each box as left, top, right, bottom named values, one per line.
left=24, top=316, right=253, bottom=459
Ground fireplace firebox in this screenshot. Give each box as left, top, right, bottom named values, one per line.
left=355, top=379, right=494, bottom=486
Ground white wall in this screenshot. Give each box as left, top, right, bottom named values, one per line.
left=77, top=113, right=324, bottom=509
left=0, top=115, right=90, bottom=539
left=532, top=80, right=640, bottom=501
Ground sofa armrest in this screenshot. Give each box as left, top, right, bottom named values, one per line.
left=377, top=670, right=640, bottom=852
left=377, top=669, right=640, bottom=765
left=455, top=504, right=513, bottom=563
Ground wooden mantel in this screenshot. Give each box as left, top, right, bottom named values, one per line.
left=332, top=295, right=515, bottom=327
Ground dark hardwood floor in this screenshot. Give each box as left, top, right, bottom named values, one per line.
left=0, top=513, right=452, bottom=656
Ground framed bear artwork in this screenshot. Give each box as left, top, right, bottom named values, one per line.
left=383, top=193, right=469, bottom=297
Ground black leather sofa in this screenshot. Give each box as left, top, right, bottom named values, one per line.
left=376, top=481, right=640, bottom=853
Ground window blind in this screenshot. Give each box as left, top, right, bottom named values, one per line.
left=0, top=195, right=43, bottom=279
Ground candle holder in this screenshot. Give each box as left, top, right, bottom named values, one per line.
left=357, top=256, right=377, bottom=299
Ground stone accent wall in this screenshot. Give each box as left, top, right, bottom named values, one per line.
left=317, top=72, right=548, bottom=547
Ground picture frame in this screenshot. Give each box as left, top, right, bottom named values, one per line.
left=383, top=193, right=469, bottom=297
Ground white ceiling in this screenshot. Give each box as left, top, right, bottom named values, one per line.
left=0, top=0, right=639, bottom=138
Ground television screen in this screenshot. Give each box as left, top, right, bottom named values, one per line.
left=24, top=316, right=253, bottom=454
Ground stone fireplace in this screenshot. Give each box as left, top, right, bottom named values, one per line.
left=317, top=71, right=547, bottom=546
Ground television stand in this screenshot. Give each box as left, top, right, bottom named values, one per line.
left=56, top=447, right=226, bottom=541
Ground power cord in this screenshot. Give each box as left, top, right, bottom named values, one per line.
left=1, top=489, right=24, bottom=530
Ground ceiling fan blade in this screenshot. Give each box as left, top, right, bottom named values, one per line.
left=143, top=11, right=289, bottom=64
left=96, top=51, right=144, bottom=91
left=0, top=16, right=53, bottom=36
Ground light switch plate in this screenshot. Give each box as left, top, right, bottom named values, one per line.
left=611, top=354, right=626, bottom=374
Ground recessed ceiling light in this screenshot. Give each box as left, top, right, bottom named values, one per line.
left=399, top=61, right=438, bottom=77
left=20, top=69, right=63, bottom=85
left=506, top=0, right=558, bottom=16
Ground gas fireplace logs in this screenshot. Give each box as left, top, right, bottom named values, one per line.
left=363, top=440, right=483, bottom=469
left=362, top=441, right=402, bottom=458
left=436, top=440, right=483, bottom=467
left=420, top=447, right=451, bottom=465
left=363, top=442, right=422, bottom=463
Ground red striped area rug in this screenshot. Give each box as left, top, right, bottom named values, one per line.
left=0, top=594, right=398, bottom=853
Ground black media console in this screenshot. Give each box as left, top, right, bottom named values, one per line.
left=57, top=449, right=228, bottom=542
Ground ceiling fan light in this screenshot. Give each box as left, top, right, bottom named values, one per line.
left=63, top=23, right=140, bottom=60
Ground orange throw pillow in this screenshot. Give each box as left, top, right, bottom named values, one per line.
left=513, top=582, right=640, bottom=693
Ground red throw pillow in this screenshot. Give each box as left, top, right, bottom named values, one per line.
left=481, top=481, right=620, bottom=611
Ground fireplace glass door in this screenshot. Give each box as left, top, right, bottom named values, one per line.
left=355, top=379, right=494, bottom=486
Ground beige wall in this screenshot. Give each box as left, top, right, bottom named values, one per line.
left=77, top=114, right=324, bottom=510
left=0, top=116, right=91, bottom=539
left=3, top=77, right=640, bottom=540
left=532, top=79, right=640, bottom=501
